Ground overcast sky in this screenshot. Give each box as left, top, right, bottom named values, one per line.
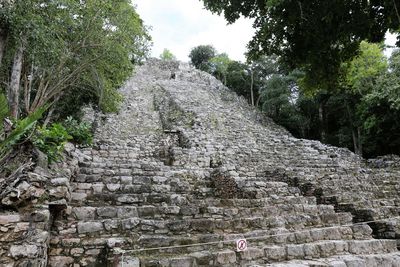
left=134, top=0, right=397, bottom=62
left=134, top=0, right=254, bottom=62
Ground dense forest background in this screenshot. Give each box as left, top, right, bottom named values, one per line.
left=0, top=0, right=399, bottom=168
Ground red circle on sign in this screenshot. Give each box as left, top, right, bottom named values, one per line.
left=238, top=240, right=246, bottom=250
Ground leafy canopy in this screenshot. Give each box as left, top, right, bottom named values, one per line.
left=201, top=0, right=400, bottom=92
left=189, top=45, right=217, bottom=71
left=160, top=49, right=176, bottom=61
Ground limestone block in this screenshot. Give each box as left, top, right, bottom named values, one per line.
left=92, top=183, right=104, bottom=193
left=239, top=247, right=264, bottom=260
left=70, top=248, right=84, bottom=256
left=117, top=195, right=140, bottom=204
left=348, top=240, right=375, bottom=254
left=170, top=257, right=194, bottom=267
left=73, top=207, right=96, bottom=220
left=303, top=243, right=319, bottom=259
left=51, top=178, right=69, bottom=186
left=9, top=245, right=39, bottom=259
left=380, top=239, right=397, bottom=252
left=161, top=205, right=180, bottom=215
left=328, top=260, right=347, bottom=267
left=317, top=241, right=335, bottom=257
left=309, top=229, right=324, bottom=242
left=121, top=256, right=140, bottom=267
left=215, top=250, right=236, bottom=265
left=286, top=244, right=304, bottom=260
left=117, top=207, right=138, bottom=218
left=106, top=184, right=121, bottom=192
left=323, top=227, right=341, bottom=240
left=121, top=218, right=140, bottom=230
left=71, top=192, right=87, bottom=202
left=352, top=224, right=372, bottom=239
left=190, top=251, right=213, bottom=266
left=342, top=256, right=367, bottom=267
left=121, top=176, right=133, bottom=184
left=0, top=215, right=21, bottom=225
left=77, top=221, right=103, bottom=234
left=107, top=238, right=125, bottom=248
left=264, top=246, right=286, bottom=261
left=331, top=240, right=348, bottom=253
left=97, top=207, right=117, bottom=218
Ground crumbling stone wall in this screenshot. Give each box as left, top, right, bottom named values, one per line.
left=0, top=144, right=82, bottom=266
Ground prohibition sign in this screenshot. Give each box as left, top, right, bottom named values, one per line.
left=236, top=239, right=247, bottom=252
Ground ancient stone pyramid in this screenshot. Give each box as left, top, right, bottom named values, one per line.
left=1, top=59, right=399, bottom=266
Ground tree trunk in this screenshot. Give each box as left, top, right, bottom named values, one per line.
left=318, top=102, right=326, bottom=143
left=8, top=40, right=25, bottom=120
left=255, top=94, right=262, bottom=108
left=345, top=101, right=362, bottom=156
left=0, top=27, right=7, bottom=68
left=357, top=126, right=363, bottom=156
left=250, top=70, right=255, bottom=106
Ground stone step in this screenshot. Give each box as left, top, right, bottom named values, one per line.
left=57, top=211, right=353, bottom=238
left=69, top=203, right=337, bottom=222
left=51, top=225, right=376, bottom=260
left=262, top=252, right=400, bottom=267
left=134, top=239, right=398, bottom=267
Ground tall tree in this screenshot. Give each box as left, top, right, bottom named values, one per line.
left=209, top=53, right=231, bottom=85
left=160, top=49, right=176, bottom=61
left=201, top=0, right=400, bottom=93
left=189, top=45, right=216, bottom=72
left=0, top=0, right=150, bottom=120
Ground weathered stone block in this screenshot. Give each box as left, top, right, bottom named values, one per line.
left=264, top=246, right=286, bottom=261
left=286, top=244, right=304, bottom=260
left=303, top=243, right=319, bottom=259
left=97, top=207, right=117, bottom=218
left=239, top=247, right=263, bottom=260
left=215, top=250, right=236, bottom=265
left=170, top=257, right=193, bottom=267
left=117, top=207, right=138, bottom=218
left=121, top=218, right=140, bottom=230
left=73, top=207, right=96, bottom=220
left=0, top=215, right=21, bottom=225
left=103, top=219, right=119, bottom=231
left=77, top=221, right=103, bottom=234
left=10, top=245, right=39, bottom=259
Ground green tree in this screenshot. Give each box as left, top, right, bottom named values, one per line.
left=0, top=0, right=151, bottom=120
left=160, top=49, right=176, bottom=61
left=209, top=53, right=231, bottom=85
left=189, top=45, right=216, bottom=72
left=201, top=0, right=400, bottom=93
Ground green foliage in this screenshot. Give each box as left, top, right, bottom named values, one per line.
left=201, top=0, right=400, bottom=93
left=189, top=45, right=216, bottom=71
left=160, top=49, right=176, bottom=61
left=63, top=116, right=93, bottom=146
left=32, top=123, right=72, bottom=163
left=0, top=106, right=46, bottom=158
left=344, top=41, right=388, bottom=94
left=0, top=92, right=8, bottom=131
left=364, top=49, right=400, bottom=110
left=0, top=0, right=151, bottom=120
left=209, top=53, right=231, bottom=84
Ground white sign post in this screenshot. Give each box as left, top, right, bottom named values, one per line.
left=236, top=239, right=248, bottom=252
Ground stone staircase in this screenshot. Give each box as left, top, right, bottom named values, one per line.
left=48, top=59, right=400, bottom=266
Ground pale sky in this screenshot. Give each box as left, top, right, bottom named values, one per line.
left=134, top=0, right=255, bottom=62
left=134, top=0, right=398, bottom=62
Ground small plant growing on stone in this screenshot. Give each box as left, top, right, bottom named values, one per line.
left=63, top=116, right=93, bottom=146
left=32, top=123, right=72, bottom=163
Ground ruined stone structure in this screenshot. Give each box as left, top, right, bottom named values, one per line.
left=1, top=59, right=400, bottom=266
